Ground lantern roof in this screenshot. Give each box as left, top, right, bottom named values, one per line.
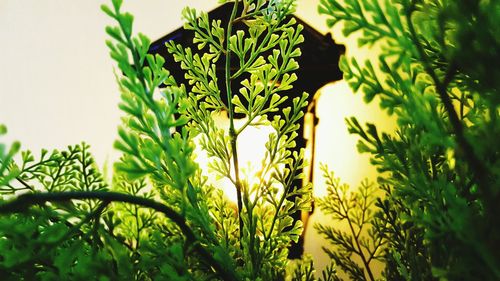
left=149, top=2, right=345, bottom=113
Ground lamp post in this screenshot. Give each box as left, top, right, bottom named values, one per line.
left=149, top=2, right=344, bottom=258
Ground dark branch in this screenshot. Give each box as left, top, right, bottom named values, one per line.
left=0, top=191, right=238, bottom=281
left=16, top=177, right=34, bottom=191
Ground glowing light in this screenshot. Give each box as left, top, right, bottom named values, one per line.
left=193, top=111, right=275, bottom=203
left=303, top=80, right=396, bottom=277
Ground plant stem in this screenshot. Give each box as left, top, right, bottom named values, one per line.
left=225, top=0, right=244, bottom=243
left=57, top=201, right=110, bottom=246
left=265, top=153, right=301, bottom=240
left=406, top=3, right=500, bottom=277
left=335, top=188, right=376, bottom=281
left=16, top=177, right=34, bottom=191
left=0, top=191, right=238, bottom=281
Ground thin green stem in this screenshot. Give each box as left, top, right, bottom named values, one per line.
left=225, top=0, right=244, bottom=243
left=235, top=36, right=293, bottom=137
left=22, top=156, right=64, bottom=173
left=334, top=186, right=375, bottom=281
left=119, top=18, right=174, bottom=147
left=233, top=10, right=262, bottom=24
left=16, top=177, right=34, bottom=191
left=190, top=24, right=225, bottom=54
left=264, top=154, right=302, bottom=240
left=80, top=145, right=90, bottom=191
left=134, top=204, right=141, bottom=249
left=231, top=26, right=276, bottom=80
left=56, top=201, right=110, bottom=246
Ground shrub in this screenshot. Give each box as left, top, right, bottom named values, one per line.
left=317, top=0, right=500, bottom=280
left=0, top=0, right=312, bottom=280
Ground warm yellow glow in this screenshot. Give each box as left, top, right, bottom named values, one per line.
left=303, top=80, right=396, bottom=277
left=313, top=81, right=390, bottom=196
left=193, top=111, right=275, bottom=203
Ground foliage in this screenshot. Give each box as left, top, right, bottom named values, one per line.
left=3, top=0, right=497, bottom=279
left=318, top=0, right=500, bottom=280
left=0, top=143, right=127, bottom=280
left=164, top=0, right=312, bottom=278
left=0, top=0, right=312, bottom=280
left=0, top=125, right=20, bottom=187
left=315, top=166, right=383, bottom=281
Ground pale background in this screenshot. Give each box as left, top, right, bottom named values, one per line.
left=0, top=0, right=394, bottom=276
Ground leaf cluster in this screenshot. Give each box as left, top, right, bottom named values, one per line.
left=0, top=125, right=20, bottom=187
left=315, top=166, right=383, bottom=281
left=319, top=0, right=500, bottom=280
left=0, top=143, right=136, bottom=280
left=0, top=0, right=314, bottom=280
left=167, top=1, right=312, bottom=279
